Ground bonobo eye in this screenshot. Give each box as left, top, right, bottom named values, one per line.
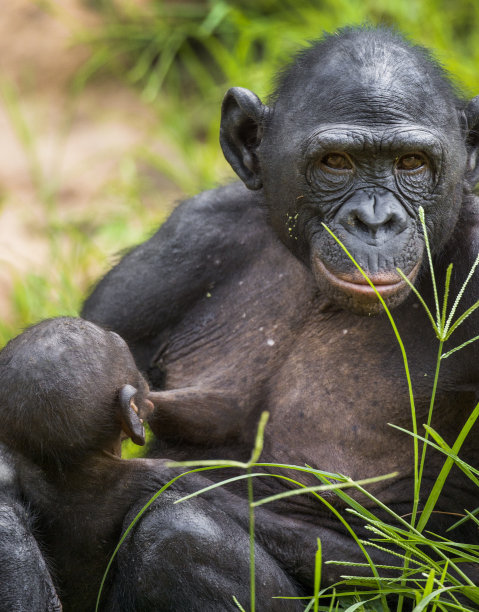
left=396, top=153, right=427, bottom=172
left=320, top=152, right=353, bottom=172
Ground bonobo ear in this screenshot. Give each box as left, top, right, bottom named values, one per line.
left=119, top=384, right=145, bottom=446
left=464, top=95, right=479, bottom=188
left=220, top=87, right=269, bottom=190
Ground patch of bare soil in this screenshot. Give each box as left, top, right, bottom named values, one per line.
left=0, top=0, right=180, bottom=321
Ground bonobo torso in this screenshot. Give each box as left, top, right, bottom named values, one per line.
left=83, top=183, right=479, bottom=519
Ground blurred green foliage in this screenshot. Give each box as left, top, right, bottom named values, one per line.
left=81, top=0, right=479, bottom=97
left=76, top=0, right=479, bottom=201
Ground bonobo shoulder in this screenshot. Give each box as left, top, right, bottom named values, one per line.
left=158, top=181, right=266, bottom=244
left=82, top=182, right=269, bottom=344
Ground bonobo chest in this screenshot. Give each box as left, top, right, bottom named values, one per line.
left=151, top=235, right=478, bottom=490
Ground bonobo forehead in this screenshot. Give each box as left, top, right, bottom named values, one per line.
left=271, top=28, right=462, bottom=134
left=303, top=123, right=446, bottom=160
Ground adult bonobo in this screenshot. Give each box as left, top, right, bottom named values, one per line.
left=82, top=26, right=479, bottom=601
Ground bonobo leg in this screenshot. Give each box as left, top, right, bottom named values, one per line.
left=107, top=491, right=303, bottom=612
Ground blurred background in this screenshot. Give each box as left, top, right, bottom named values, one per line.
left=1, top=0, right=478, bottom=346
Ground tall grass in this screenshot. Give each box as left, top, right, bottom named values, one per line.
left=74, top=0, right=479, bottom=192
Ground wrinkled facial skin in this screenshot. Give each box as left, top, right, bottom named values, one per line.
left=288, top=124, right=460, bottom=313
left=260, top=106, right=466, bottom=315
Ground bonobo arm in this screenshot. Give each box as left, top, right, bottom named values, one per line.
left=0, top=499, right=62, bottom=612
left=82, top=183, right=265, bottom=352
left=147, top=387, right=243, bottom=444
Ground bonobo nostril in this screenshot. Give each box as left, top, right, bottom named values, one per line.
left=352, top=217, right=372, bottom=236
left=338, top=189, right=408, bottom=240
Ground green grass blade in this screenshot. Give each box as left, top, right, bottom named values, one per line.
left=344, top=596, right=381, bottom=611
left=444, top=252, right=479, bottom=336
left=390, top=422, right=479, bottom=493
left=441, top=332, right=479, bottom=359
left=432, top=561, right=449, bottom=612
left=445, top=296, right=479, bottom=338
left=417, top=402, right=479, bottom=532
left=251, top=473, right=398, bottom=508
left=247, top=411, right=269, bottom=466
left=462, top=587, right=479, bottom=606
left=419, top=206, right=441, bottom=329
left=174, top=472, right=277, bottom=504
left=412, top=586, right=459, bottom=611
left=396, top=267, right=439, bottom=337
left=422, top=568, right=435, bottom=601
left=314, top=538, right=322, bottom=612
left=461, top=509, right=479, bottom=528
left=257, top=463, right=343, bottom=480
left=440, top=264, right=453, bottom=332
left=312, top=472, right=379, bottom=523
left=447, top=507, right=479, bottom=532
left=232, top=596, right=247, bottom=611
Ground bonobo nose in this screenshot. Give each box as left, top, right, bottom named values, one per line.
left=337, top=189, right=408, bottom=243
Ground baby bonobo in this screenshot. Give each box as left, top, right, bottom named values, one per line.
left=0, top=317, right=154, bottom=610
left=0, top=317, right=298, bottom=612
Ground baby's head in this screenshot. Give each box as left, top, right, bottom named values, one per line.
left=0, top=317, right=153, bottom=465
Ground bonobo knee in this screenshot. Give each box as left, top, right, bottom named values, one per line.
left=111, top=492, right=302, bottom=612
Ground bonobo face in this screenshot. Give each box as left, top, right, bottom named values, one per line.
left=266, top=117, right=458, bottom=314
left=220, top=30, right=479, bottom=315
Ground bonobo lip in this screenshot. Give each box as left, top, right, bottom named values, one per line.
left=315, top=259, right=421, bottom=297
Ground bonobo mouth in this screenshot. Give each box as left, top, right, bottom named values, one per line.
left=315, top=259, right=422, bottom=299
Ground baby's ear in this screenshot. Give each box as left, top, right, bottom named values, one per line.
left=118, top=384, right=145, bottom=446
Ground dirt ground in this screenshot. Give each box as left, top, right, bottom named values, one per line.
left=0, top=0, right=180, bottom=322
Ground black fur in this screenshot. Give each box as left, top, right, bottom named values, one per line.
left=0, top=445, right=61, bottom=611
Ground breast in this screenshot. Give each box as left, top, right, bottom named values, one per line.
left=263, top=311, right=414, bottom=480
